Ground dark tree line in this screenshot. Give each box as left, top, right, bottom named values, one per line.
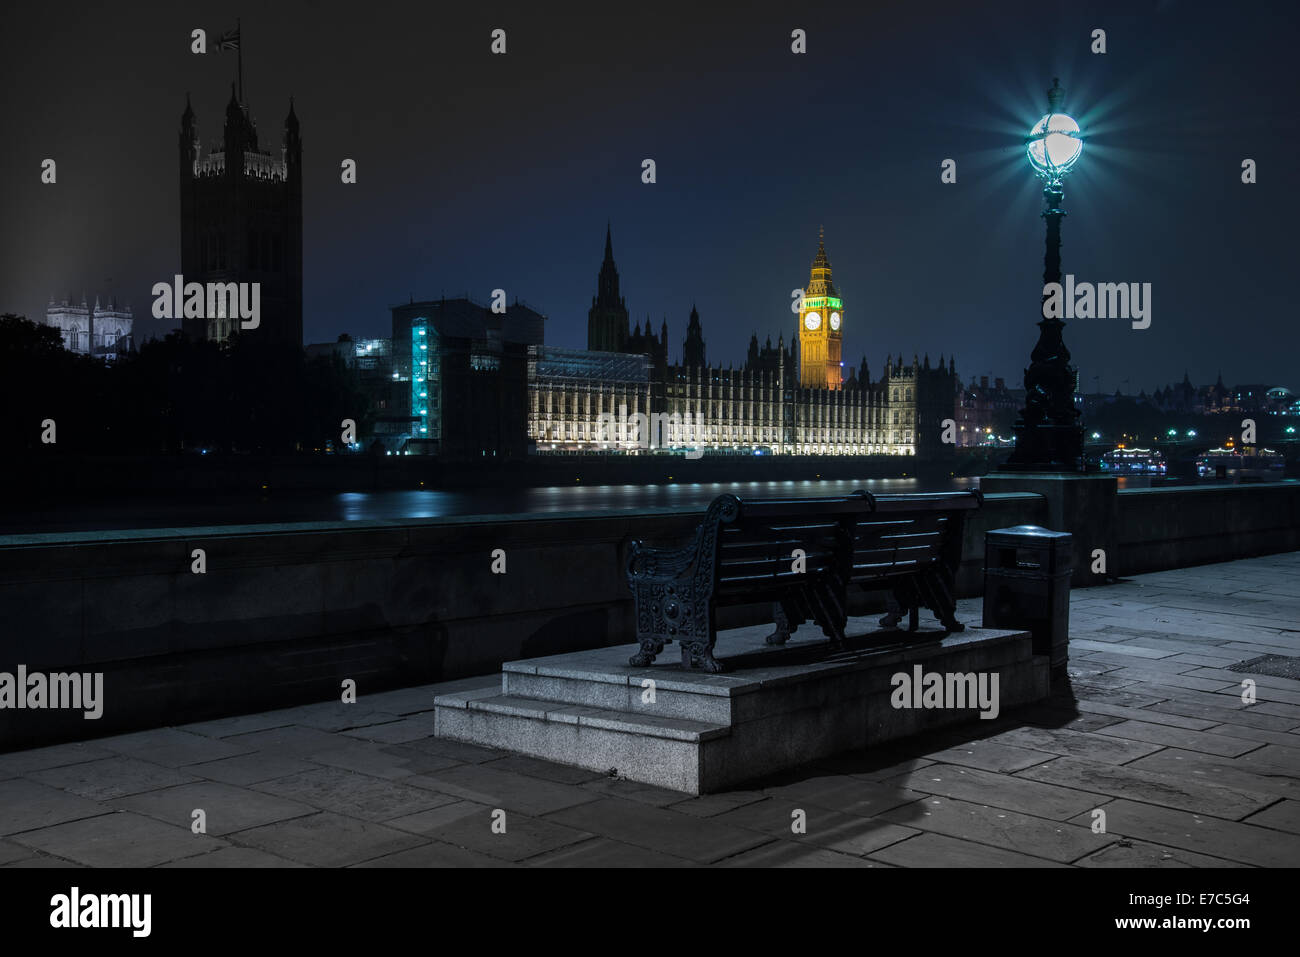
left=1, top=314, right=371, bottom=454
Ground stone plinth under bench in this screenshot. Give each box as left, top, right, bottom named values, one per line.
left=433, top=622, right=1048, bottom=794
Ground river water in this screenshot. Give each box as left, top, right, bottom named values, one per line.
left=0, top=474, right=1237, bottom=535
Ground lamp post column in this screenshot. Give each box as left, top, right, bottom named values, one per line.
left=1007, top=81, right=1085, bottom=472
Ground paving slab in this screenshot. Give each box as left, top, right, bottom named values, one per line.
left=1014, top=756, right=1275, bottom=819
left=413, top=809, right=594, bottom=863
left=0, top=779, right=112, bottom=836
left=577, top=776, right=690, bottom=807
left=1096, top=720, right=1265, bottom=758
left=1074, top=841, right=1249, bottom=868
left=885, top=763, right=1104, bottom=820
left=1144, top=700, right=1300, bottom=732
left=526, top=836, right=698, bottom=867
left=710, top=797, right=919, bottom=856
left=985, top=726, right=1164, bottom=765
left=876, top=795, right=1110, bottom=864
left=0, top=742, right=118, bottom=779
left=922, top=739, right=1059, bottom=774
left=13, top=811, right=224, bottom=867
left=1241, top=799, right=1300, bottom=835
left=404, top=763, right=601, bottom=816
left=869, top=832, right=1068, bottom=868
left=187, top=751, right=321, bottom=787
left=666, top=790, right=769, bottom=818
left=306, top=744, right=419, bottom=780
left=382, top=799, right=492, bottom=835
left=223, top=725, right=357, bottom=757
left=234, top=812, right=426, bottom=867
left=718, top=841, right=884, bottom=867
left=178, top=711, right=299, bottom=739
left=1066, top=799, right=1300, bottom=867
left=96, top=728, right=254, bottom=767
left=3, top=854, right=85, bottom=868
left=27, top=757, right=199, bottom=802
left=478, top=754, right=606, bottom=786
left=253, top=767, right=451, bottom=822
left=159, top=846, right=308, bottom=867
left=0, top=840, right=37, bottom=865
left=110, top=781, right=317, bottom=836
left=1125, top=748, right=1299, bottom=800
left=351, top=841, right=510, bottom=868
left=544, top=797, right=771, bottom=864
left=339, top=716, right=440, bottom=745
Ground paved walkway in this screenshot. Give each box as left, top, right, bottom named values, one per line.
left=3, top=553, right=1300, bottom=868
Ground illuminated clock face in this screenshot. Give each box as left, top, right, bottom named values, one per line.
left=829, top=312, right=841, bottom=331
left=804, top=311, right=821, bottom=331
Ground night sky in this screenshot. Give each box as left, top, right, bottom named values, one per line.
left=2, top=0, right=1297, bottom=391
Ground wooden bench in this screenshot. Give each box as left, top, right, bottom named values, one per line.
left=625, top=489, right=983, bottom=672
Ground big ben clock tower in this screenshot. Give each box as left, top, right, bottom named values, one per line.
left=798, top=228, right=843, bottom=389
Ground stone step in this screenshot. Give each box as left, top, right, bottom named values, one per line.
left=502, top=669, right=739, bottom=725
left=434, top=690, right=729, bottom=792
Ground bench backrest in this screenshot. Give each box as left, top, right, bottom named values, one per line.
left=712, top=489, right=980, bottom=595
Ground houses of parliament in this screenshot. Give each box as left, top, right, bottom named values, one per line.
left=527, top=227, right=957, bottom=457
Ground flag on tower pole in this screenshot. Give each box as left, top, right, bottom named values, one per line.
left=211, top=28, right=240, bottom=52
left=210, top=21, right=243, bottom=102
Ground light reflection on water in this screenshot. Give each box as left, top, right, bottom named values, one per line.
left=334, top=476, right=959, bottom=523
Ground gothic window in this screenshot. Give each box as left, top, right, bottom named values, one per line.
left=905, top=388, right=912, bottom=401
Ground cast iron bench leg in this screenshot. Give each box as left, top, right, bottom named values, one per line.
left=630, top=636, right=667, bottom=667
left=765, top=602, right=792, bottom=645
left=680, top=636, right=724, bottom=673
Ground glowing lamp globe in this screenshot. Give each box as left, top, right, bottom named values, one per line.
left=1026, top=79, right=1082, bottom=177
left=1027, top=112, right=1081, bottom=175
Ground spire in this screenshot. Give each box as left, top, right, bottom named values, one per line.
left=604, top=222, right=613, bottom=262
left=182, top=92, right=195, bottom=125
left=812, top=228, right=830, bottom=270
left=286, top=96, right=300, bottom=133
left=683, top=304, right=706, bottom=368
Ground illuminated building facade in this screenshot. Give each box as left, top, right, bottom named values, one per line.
left=527, top=347, right=652, bottom=450
left=44, top=295, right=133, bottom=359
left=533, top=227, right=953, bottom=456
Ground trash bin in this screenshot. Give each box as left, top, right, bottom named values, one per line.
left=983, top=525, right=1072, bottom=681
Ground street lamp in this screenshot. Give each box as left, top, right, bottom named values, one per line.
left=1006, top=79, right=1087, bottom=472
